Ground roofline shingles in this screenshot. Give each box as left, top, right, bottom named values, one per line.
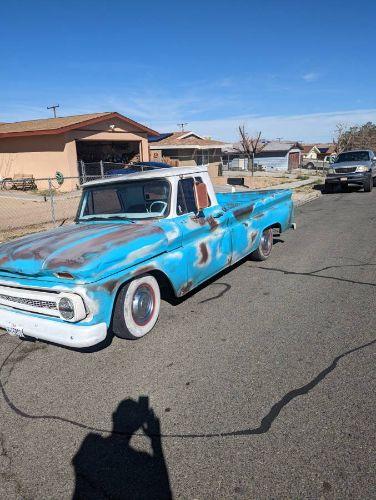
left=0, top=112, right=159, bottom=138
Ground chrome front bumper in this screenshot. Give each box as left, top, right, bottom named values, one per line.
left=0, top=307, right=107, bottom=348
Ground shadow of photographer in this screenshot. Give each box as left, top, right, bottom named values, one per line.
left=72, top=396, right=172, bottom=499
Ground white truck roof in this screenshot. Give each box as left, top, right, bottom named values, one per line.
left=82, top=166, right=208, bottom=187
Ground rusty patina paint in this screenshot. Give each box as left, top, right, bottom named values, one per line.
left=233, top=204, right=254, bottom=220
left=179, top=280, right=193, bottom=296
left=198, top=242, right=209, bottom=265
left=45, top=225, right=165, bottom=269
left=190, top=215, right=219, bottom=231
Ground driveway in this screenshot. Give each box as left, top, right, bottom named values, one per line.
left=0, top=189, right=375, bottom=499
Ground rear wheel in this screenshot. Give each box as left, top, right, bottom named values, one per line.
left=113, top=275, right=161, bottom=340
left=306, top=162, right=314, bottom=170
left=364, top=176, right=373, bottom=192
left=372, top=176, right=376, bottom=187
left=250, top=227, right=273, bottom=261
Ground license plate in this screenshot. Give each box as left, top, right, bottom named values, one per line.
left=5, top=324, right=24, bottom=337
left=340, top=177, right=347, bottom=181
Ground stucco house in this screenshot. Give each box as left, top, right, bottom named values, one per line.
left=0, top=112, right=158, bottom=190
left=149, top=131, right=231, bottom=178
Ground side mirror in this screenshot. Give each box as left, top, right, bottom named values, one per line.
left=194, top=181, right=210, bottom=211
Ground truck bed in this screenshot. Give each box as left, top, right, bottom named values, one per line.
left=216, top=188, right=293, bottom=212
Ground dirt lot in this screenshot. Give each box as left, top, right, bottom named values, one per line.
left=0, top=192, right=80, bottom=242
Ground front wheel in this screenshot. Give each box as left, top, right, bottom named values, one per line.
left=113, top=275, right=161, bottom=340
left=364, top=176, right=373, bottom=192
left=250, top=227, right=273, bottom=261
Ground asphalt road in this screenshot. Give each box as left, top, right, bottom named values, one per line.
left=0, top=188, right=375, bottom=499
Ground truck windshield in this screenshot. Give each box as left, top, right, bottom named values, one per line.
left=78, top=179, right=171, bottom=221
left=335, top=151, right=370, bottom=162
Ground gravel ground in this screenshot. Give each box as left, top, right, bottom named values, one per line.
left=0, top=187, right=375, bottom=499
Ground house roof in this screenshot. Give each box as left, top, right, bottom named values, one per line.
left=149, top=131, right=227, bottom=149
left=316, top=143, right=336, bottom=154
left=302, top=144, right=320, bottom=154
left=262, top=141, right=303, bottom=152
left=0, top=112, right=159, bottom=138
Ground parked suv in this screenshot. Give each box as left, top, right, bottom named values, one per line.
left=325, top=150, right=376, bottom=192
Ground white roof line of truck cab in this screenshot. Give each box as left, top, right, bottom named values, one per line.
left=82, top=166, right=208, bottom=187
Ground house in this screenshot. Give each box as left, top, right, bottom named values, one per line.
left=316, top=143, right=336, bottom=160
left=149, top=131, right=231, bottom=178
left=302, top=144, right=321, bottom=160
left=0, top=112, right=159, bottom=190
left=254, top=141, right=303, bottom=171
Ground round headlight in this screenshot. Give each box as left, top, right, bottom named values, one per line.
left=328, top=167, right=335, bottom=174
left=58, top=297, right=75, bottom=320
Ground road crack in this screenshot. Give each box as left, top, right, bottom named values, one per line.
left=0, top=338, right=374, bottom=439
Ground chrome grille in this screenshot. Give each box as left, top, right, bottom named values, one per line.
left=0, top=293, right=57, bottom=310
left=335, top=167, right=357, bottom=173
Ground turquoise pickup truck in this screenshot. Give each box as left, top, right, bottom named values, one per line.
left=0, top=166, right=294, bottom=348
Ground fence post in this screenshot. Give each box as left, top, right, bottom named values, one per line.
left=48, top=178, right=56, bottom=226
left=81, top=160, right=86, bottom=183
left=100, top=160, right=104, bottom=178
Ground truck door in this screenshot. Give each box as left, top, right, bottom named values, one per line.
left=177, top=177, right=232, bottom=288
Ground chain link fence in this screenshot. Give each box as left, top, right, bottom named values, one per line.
left=0, top=176, right=93, bottom=242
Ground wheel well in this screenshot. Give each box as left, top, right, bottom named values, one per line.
left=269, top=222, right=282, bottom=233
left=147, top=270, right=177, bottom=301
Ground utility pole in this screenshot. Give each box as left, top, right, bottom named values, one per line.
left=47, top=104, right=60, bottom=118
left=177, top=123, right=188, bottom=132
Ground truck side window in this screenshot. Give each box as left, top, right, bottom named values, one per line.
left=177, top=178, right=197, bottom=215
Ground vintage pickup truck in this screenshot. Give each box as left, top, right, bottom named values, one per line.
left=0, top=166, right=295, bottom=348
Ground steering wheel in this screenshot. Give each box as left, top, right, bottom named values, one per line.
left=149, top=201, right=168, bottom=215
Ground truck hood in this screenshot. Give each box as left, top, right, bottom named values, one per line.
left=0, top=221, right=175, bottom=282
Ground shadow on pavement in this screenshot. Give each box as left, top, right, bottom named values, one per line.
left=72, top=396, right=172, bottom=499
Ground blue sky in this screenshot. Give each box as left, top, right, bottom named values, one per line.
left=1, top=0, right=376, bottom=141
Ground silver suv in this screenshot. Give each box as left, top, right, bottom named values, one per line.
left=325, top=150, right=376, bottom=192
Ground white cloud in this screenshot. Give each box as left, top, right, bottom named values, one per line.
left=151, top=109, right=376, bottom=142
left=302, top=72, right=320, bottom=82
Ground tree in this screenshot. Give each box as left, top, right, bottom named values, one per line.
left=236, top=125, right=266, bottom=176
left=334, top=121, right=376, bottom=153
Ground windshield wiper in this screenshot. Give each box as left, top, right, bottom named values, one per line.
left=80, top=216, right=135, bottom=223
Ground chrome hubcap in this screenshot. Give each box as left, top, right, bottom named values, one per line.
left=131, top=285, right=154, bottom=325
left=260, top=229, right=272, bottom=254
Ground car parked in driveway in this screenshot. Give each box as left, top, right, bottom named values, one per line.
left=0, top=166, right=295, bottom=348
left=325, top=150, right=376, bottom=192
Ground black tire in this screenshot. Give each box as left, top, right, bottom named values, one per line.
left=373, top=176, right=376, bottom=187
left=306, top=162, right=314, bottom=170
left=324, top=182, right=334, bottom=193
left=113, top=275, right=161, bottom=340
left=250, top=227, right=273, bottom=261
left=364, top=176, right=373, bottom=192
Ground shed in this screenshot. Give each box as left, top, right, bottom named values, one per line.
left=255, top=141, right=303, bottom=171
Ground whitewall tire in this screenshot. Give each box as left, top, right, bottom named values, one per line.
left=113, top=275, right=161, bottom=340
